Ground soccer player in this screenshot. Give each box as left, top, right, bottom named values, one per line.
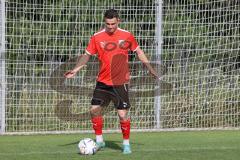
left=64, top=9, right=159, bottom=154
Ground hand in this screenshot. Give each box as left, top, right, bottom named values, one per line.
left=64, top=70, right=77, bottom=78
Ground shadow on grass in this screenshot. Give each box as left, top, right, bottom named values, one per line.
left=60, top=141, right=79, bottom=146
left=60, top=140, right=121, bottom=151
left=105, top=140, right=122, bottom=151
left=60, top=140, right=143, bottom=151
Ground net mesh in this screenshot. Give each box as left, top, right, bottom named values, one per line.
left=2, top=0, right=240, bottom=133
left=161, top=0, right=240, bottom=128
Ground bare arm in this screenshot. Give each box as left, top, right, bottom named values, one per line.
left=64, top=53, right=90, bottom=78
left=136, top=47, right=159, bottom=79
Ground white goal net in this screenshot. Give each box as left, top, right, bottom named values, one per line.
left=0, top=0, right=239, bottom=134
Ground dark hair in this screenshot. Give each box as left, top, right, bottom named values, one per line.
left=104, top=9, right=119, bottom=19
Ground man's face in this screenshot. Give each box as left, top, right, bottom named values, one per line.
left=104, top=18, right=120, bottom=34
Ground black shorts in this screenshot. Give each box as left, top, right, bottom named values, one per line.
left=91, top=81, right=130, bottom=109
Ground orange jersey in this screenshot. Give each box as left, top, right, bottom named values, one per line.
left=86, top=28, right=139, bottom=85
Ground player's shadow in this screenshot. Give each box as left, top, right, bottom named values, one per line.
left=60, top=140, right=143, bottom=152
left=60, top=140, right=122, bottom=151
left=105, top=140, right=144, bottom=151
left=59, top=141, right=79, bottom=146
left=105, top=140, right=122, bottom=151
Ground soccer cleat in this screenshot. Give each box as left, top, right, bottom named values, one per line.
left=123, top=144, right=132, bottom=154
left=96, top=141, right=106, bottom=150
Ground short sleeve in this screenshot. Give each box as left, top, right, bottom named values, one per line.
left=85, top=36, right=97, bottom=55
left=128, top=33, right=139, bottom=52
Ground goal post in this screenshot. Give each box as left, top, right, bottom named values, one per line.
left=0, top=0, right=6, bottom=134
left=154, top=0, right=163, bottom=129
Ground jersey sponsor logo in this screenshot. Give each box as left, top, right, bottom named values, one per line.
left=100, top=42, right=105, bottom=49
left=104, top=42, right=117, bottom=51
left=99, top=40, right=132, bottom=51
left=119, top=40, right=132, bottom=50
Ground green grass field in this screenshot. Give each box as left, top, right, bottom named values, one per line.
left=0, top=131, right=239, bottom=160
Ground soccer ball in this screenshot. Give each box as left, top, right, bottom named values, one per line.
left=78, top=138, right=98, bottom=155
